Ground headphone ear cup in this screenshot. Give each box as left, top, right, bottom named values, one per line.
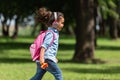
left=52, top=21, right=59, bottom=27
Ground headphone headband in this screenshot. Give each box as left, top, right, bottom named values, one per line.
left=54, top=12, right=57, bottom=21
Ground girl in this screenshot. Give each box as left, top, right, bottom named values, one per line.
left=30, top=7, right=64, bottom=80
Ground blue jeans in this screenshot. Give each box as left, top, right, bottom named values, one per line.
left=30, top=59, right=63, bottom=80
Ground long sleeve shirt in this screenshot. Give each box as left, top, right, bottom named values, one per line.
left=41, top=27, right=59, bottom=63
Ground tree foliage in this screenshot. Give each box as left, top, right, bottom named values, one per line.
left=98, top=0, right=119, bottom=20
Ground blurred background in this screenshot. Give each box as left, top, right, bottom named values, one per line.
left=0, top=0, right=120, bottom=80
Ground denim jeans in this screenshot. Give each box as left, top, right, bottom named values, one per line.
left=30, top=59, right=63, bottom=80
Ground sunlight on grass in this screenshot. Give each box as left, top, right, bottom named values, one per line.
left=0, top=37, right=120, bottom=80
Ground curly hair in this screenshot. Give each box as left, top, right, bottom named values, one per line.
left=35, top=7, right=64, bottom=26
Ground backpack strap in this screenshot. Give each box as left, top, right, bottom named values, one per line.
left=45, top=30, right=55, bottom=50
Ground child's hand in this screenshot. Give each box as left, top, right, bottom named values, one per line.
left=41, top=63, right=48, bottom=69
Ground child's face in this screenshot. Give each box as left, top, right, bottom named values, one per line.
left=56, top=17, right=64, bottom=31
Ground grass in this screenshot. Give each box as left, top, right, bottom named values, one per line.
left=0, top=36, right=120, bottom=80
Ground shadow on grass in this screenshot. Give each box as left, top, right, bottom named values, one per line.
left=59, top=43, right=75, bottom=50
left=0, top=42, right=75, bottom=51
left=0, top=42, right=31, bottom=50
left=1, top=40, right=120, bottom=64
left=62, top=66, right=120, bottom=74
left=0, top=57, right=32, bottom=63
left=2, top=41, right=120, bottom=51
left=0, top=42, right=74, bottom=63
left=59, top=59, right=106, bottom=64
left=96, top=45, right=120, bottom=51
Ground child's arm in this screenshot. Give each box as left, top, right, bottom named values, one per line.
left=40, top=47, right=48, bottom=69
left=40, top=47, right=45, bottom=64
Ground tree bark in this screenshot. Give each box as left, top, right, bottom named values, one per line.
left=1, top=17, right=9, bottom=37
left=108, top=16, right=118, bottom=39
left=99, top=19, right=106, bottom=36
left=73, top=0, right=95, bottom=63
left=94, top=0, right=98, bottom=47
left=11, top=16, right=19, bottom=39
left=117, top=20, right=120, bottom=37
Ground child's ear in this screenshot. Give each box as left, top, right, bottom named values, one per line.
left=52, top=21, right=59, bottom=28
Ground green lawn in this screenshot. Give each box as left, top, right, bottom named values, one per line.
left=0, top=36, right=120, bottom=80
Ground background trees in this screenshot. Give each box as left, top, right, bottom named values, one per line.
left=0, top=0, right=120, bottom=63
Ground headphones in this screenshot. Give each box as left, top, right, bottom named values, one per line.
left=52, top=12, right=59, bottom=27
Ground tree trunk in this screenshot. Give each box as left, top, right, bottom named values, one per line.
left=94, top=0, right=98, bottom=47
left=11, top=16, right=19, bottom=39
left=116, top=0, right=120, bottom=37
left=73, top=0, right=95, bottom=63
left=108, top=16, right=118, bottom=39
left=117, top=20, right=120, bottom=37
left=99, top=19, right=106, bottom=36
left=1, top=18, right=9, bottom=37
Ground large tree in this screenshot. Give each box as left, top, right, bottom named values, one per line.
left=73, top=0, right=95, bottom=63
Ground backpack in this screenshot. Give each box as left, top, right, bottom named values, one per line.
left=29, top=30, right=55, bottom=61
